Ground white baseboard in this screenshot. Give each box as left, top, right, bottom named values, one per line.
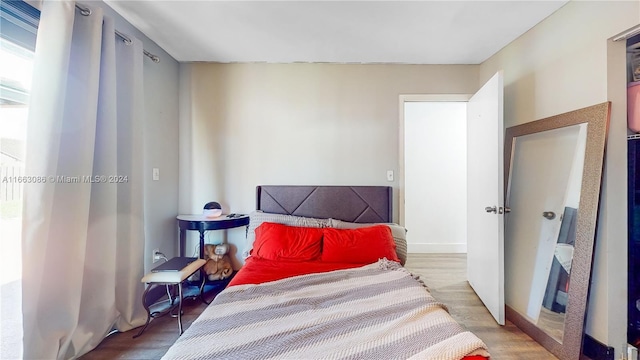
left=407, top=243, right=467, bottom=253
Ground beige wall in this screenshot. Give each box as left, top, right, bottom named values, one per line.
left=480, top=0, right=640, bottom=356
left=179, top=63, right=478, bottom=265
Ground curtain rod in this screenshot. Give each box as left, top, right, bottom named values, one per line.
left=75, top=3, right=160, bottom=63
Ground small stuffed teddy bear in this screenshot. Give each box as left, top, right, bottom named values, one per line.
left=203, top=243, right=233, bottom=281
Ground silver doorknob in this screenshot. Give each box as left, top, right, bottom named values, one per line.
left=485, top=206, right=497, bottom=213
left=542, top=211, right=556, bottom=220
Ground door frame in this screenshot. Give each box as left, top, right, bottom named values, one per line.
left=398, top=94, right=472, bottom=227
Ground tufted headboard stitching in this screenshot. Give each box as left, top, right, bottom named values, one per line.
left=256, top=185, right=392, bottom=223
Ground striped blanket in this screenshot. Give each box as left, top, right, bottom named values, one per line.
left=162, top=260, right=490, bottom=360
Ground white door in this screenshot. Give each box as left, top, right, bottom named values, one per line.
left=466, top=71, right=505, bottom=325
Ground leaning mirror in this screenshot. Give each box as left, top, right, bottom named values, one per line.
left=504, top=102, right=610, bottom=360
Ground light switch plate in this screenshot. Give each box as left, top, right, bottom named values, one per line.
left=386, top=170, right=394, bottom=182
left=152, top=168, right=159, bottom=181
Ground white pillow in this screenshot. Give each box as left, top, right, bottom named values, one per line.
left=242, top=211, right=331, bottom=258
left=329, top=219, right=408, bottom=265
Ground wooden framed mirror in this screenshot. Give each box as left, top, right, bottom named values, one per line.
left=503, top=102, right=610, bottom=360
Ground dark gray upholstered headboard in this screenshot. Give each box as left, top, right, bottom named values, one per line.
left=256, top=186, right=392, bottom=223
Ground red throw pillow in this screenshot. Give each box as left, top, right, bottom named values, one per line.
left=252, top=222, right=324, bottom=261
left=321, top=225, right=400, bottom=263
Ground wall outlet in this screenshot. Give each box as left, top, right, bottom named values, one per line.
left=152, top=168, right=159, bottom=181
left=152, top=248, right=160, bottom=263
left=387, top=170, right=394, bottom=182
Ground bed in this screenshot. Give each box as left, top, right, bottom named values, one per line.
left=162, top=186, right=490, bottom=360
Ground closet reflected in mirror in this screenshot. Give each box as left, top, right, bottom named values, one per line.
left=504, top=102, right=610, bottom=360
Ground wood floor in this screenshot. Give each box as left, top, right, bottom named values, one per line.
left=81, top=253, right=557, bottom=359
left=404, top=254, right=557, bottom=359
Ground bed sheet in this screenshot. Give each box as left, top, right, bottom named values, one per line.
left=216, top=258, right=491, bottom=360
left=228, top=256, right=367, bottom=286
left=165, top=260, right=490, bottom=360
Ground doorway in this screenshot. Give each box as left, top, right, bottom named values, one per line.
left=400, top=72, right=505, bottom=324
left=399, top=95, right=470, bottom=253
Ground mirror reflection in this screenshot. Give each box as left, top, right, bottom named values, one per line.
left=505, top=123, right=588, bottom=343
left=504, top=102, right=609, bottom=360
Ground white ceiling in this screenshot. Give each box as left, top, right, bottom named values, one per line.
left=105, top=0, right=569, bottom=64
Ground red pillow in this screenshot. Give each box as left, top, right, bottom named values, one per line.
left=252, top=222, right=324, bottom=261
left=321, top=225, right=400, bottom=264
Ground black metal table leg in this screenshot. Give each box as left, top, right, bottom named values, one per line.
left=177, top=283, right=184, bottom=335
left=133, top=284, right=153, bottom=338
